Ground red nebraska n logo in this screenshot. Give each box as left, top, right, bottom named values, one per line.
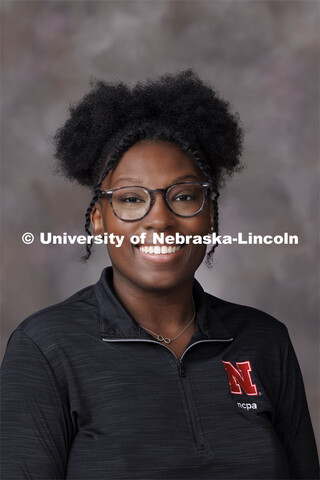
left=222, top=361, right=258, bottom=396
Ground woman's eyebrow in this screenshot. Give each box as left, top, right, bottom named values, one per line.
left=172, top=174, right=200, bottom=183
left=112, top=177, right=143, bottom=186
left=113, top=174, right=200, bottom=187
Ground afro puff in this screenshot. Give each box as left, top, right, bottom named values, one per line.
left=54, top=69, right=243, bottom=190
left=53, top=69, right=244, bottom=262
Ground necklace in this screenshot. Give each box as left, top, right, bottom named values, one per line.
left=138, top=298, right=196, bottom=344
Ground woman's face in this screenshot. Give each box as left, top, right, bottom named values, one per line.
left=91, top=140, right=213, bottom=293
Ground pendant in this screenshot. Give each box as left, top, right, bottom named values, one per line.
left=157, top=335, right=171, bottom=344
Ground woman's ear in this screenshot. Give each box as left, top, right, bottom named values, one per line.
left=209, top=199, right=214, bottom=232
left=91, top=204, right=105, bottom=236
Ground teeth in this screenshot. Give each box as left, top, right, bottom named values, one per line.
left=139, top=245, right=182, bottom=255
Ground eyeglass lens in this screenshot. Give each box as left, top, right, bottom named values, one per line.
left=111, top=183, right=205, bottom=220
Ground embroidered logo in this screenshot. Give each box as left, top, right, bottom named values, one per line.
left=222, top=360, right=258, bottom=396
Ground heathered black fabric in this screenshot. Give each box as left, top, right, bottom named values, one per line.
left=1, top=267, right=319, bottom=480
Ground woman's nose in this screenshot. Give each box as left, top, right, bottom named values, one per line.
left=141, top=193, right=177, bottom=230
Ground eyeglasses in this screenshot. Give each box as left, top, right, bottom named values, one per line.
left=98, top=181, right=211, bottom=221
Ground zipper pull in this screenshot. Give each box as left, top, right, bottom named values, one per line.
left=178, top=358, right=186, bottom=377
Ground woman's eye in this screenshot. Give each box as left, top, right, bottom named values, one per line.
left=173, top=194, right=193, bottom=202
left=119, top=196, right=145, bottom=203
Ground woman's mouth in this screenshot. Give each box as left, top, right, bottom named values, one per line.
left=138, top=245, right=182, bottom=255
left=135, top=243, right=185, bottom=262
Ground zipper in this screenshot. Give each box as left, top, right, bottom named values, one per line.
left=178, top=358, right=186, bottom=377
left=102, top=335, right=233, bottom=454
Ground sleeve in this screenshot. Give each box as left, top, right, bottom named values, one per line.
left=1, top=330, right=74, bottom=479
left=274, top=328, right=319, bottom=479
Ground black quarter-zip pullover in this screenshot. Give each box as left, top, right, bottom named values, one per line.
left=1, top=267, right=319, bottom=479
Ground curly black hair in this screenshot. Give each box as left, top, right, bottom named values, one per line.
left=54, top=69, right=244, bottom=264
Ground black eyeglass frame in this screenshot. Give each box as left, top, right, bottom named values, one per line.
left=98, top=181, right=213, bottom=221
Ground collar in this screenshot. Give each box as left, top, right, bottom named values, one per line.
left=95, top=266, right=232, bottom=342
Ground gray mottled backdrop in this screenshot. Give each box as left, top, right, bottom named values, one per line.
left=1, top=0, right=319, bottom=447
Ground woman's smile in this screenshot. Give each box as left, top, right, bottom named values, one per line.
left=135, top=242, right=185, bottom=263
left=138, top=244, right=182, bottom=254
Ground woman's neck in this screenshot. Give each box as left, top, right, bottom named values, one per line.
left=111, top=270, right=195, bottom=335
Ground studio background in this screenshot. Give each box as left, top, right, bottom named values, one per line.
left=1, top=0, right=319, bottom=447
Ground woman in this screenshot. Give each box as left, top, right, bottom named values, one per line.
left=1, top=70, right=319, bottom=479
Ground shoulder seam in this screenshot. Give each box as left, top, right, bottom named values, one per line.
left=18, top=286, right=96, bottom=331
left=205, top=292, right=287, bottom=329
left=9, top=330, right=69, bottom=405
